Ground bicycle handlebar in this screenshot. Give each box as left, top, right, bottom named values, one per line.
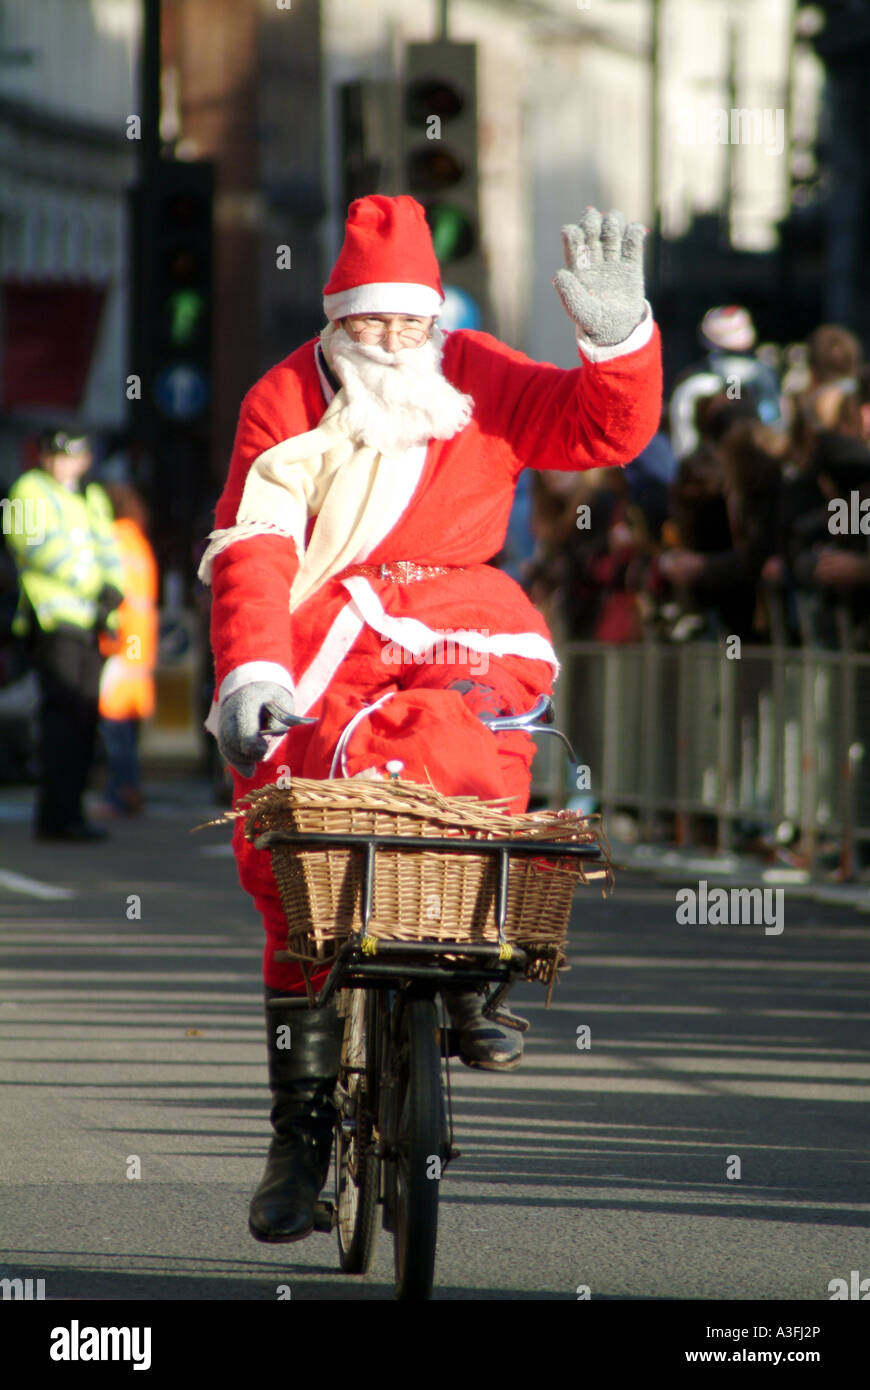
left=481, top=693, right=553, bottom=732
left=260, top=692, right=555, bottom=736
left=259, top=691, right=576, bottom=764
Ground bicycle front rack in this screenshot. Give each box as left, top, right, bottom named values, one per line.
left=257, top=828, right=602, bottom=1008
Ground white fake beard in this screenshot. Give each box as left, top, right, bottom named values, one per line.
left=321, top=322, right=474, bottom=454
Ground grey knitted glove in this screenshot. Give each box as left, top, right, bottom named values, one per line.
left=217, top=681, right=296, bottom=778
left=552, top=207, right=647, bottom=347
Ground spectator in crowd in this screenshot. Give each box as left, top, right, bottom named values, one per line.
left=4, top=430, right=123, bottom=840
left=525, top=467, right=605, bottom=638
left=572, top=468, right=642, bottom=642
left=765, top=344, right=870, bottom=647
left=858, top=364, right=870, bottom=443
left=519, top=318, right=867, bottom=873
left=97, top=483, right=159, bottom=815
left=669, top=305, right=782, bottom=460
left=523, top=431, right=677, bottom=642
left=520, top=317, right=870, bottom=658
left=806, top=323, right=861, bottom=388
left=660, top=413, right=784, bottom=642
left=0, top=495, right=21, bottom=673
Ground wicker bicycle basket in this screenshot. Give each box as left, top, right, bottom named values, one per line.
left=228, top=777, right=612, bottom=995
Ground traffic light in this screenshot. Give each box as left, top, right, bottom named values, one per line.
left=402, top=41, right=488, bottom=331
left=129, top=158, right=214, bottom=577
left=137, top=159, right=213, bottom=425
left=338, top=80, right=401, bottom=209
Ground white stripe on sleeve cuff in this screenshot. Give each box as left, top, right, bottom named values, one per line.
left=576, top=301, right=654, bottom=363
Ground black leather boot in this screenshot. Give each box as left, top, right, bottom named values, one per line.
left=443, top=986, right=525, bottom=1071
left=248, top=988, right=344, bottom=1243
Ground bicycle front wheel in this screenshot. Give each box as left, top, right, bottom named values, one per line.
left=335, top=988, right=380, bottom=1273
left=392, top=995, right=444, bottom=1301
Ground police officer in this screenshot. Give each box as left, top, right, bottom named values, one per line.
left=5, top=430, right=124, bottom=840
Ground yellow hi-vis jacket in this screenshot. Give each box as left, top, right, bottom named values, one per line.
left=3, top=468, right=124, bottom=636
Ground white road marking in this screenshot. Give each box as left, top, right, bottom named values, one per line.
left=0, top=869, right=75, bottom=900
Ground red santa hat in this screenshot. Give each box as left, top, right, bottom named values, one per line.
left=323, top=195, right=445, bottom=320
left=700, top=305, right=756, bottom=353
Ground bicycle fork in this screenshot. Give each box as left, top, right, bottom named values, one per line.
left=377, top=987, right=455, bottom=1234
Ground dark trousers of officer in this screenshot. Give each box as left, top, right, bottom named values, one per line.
left=30, top=625, right=104, bottom=832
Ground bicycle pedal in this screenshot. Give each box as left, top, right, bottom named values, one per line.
left=312, top=1200, right=336, bottom=1232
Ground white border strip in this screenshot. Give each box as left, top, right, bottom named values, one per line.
left=205, top=661, right=296, bottom=743
left=294, top=604, right=366, bottom=715
left=575, top=301, right=654, bottom=363
left=324, top=282, right=444, bottom=320
left=341, top=576, right=560, bottom=670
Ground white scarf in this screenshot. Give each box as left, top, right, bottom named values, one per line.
left=197, top=391, right=418, bottom=610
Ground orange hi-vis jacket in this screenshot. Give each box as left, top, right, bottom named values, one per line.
left=98, top=518, right=159, bottom=720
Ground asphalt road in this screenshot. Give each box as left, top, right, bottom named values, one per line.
left=1, top=778, right=868, bottom=1301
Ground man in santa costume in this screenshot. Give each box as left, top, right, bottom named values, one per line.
left=198, top=195, right=661, bottom=1243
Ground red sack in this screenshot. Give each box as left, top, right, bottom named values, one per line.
left=299, top=686, right=532, bottom=807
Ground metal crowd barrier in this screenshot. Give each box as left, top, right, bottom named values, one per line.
left=529, top=639, right=870, bottom=878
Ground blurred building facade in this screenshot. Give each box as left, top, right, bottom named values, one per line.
left=165, top=0, right=827, bottom=426
left=2, top=0, right=864, bottom=514
left=0, top=0, right=139, bottom=483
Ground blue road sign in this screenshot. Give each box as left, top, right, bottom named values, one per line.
left=154, top=363, right=209, bottom=420
left=438, top=285, right=482, bottom=332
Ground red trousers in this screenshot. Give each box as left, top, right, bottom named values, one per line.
left=228, top=622, right=554, bottom=991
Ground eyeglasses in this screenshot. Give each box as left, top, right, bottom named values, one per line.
left=343, top=317, right=431, bottom=347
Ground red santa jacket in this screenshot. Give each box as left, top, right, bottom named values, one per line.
left=203, top=317, right=662, bottom=729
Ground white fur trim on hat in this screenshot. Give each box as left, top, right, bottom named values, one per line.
left=323, top=282, right=444, bottom=320
left=700, top=305, right=755, bottom=353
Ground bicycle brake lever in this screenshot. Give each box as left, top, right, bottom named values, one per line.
left=527, top=724, right=578, bottom=764
left=261, top=700, right=317, bottom=733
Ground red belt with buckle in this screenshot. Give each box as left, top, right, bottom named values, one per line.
left=339, top=561, right=454, bottom=584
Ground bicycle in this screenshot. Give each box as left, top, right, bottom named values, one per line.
left=250, top=695, right=604, bottom=1300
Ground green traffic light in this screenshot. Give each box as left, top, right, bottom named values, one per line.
left=167, top=289, right=205, bottom=346
left=425, top=202, right=474, bottom=261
